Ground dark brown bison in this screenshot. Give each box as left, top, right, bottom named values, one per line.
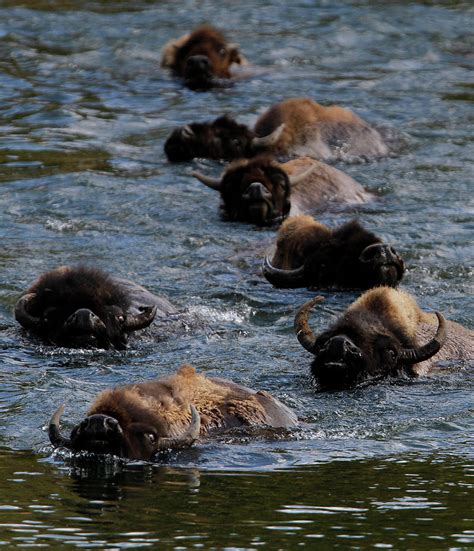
left=164, top=97, right=389, bottom=161
left=161, top=26, right=246, bottom=89
left=15, top=266, right=175, bottom=350
left=49, top=364, right=298, bottom=460
left=263, top=215, right=404, bottom=290
left=294, top=289, right=473, bottom=390
left=192, top=156, right=371, bottom=227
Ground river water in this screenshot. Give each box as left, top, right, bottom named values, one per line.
left=0, top=0, right=473, bottom=548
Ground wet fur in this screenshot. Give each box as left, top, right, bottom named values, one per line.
left=88, top=365, right=298, bottom=438
left=255, top=97, right=389, bottom=160
left=165, top=115, right=255, bottom=162
left=161, top=26, right=244, bottom=80
left=315, top=287, right=473, bottom=378
left=270, top=214, right=403, bottom=289
left=26, top=266, right=130, bottom=322
left=210, top=156, right=371, bottom=226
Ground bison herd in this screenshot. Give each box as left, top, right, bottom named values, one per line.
left=13, top=25, right=472, bottom=461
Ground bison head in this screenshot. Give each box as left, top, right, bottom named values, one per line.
left=165, top=116, right=285, bottom=162
left=15, top=267, right=157, bottom=350
left=294, top=296, right=447, bottom=390
left=173, top=26, right=244, bottom=89
left=49, top=402, right=200, bottom=460
left=192, top=157, right=314, bottom=227
left=164, top=116, right=254, bottom=162
left=263, top=219, right=405, bottom=289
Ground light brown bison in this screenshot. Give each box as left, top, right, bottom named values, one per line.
left=161, top=25, right=246, bottom=89
left=165, top=97, right=389, bottom=161
left=294, top=288, right=473, bottom=390
left=49, top=365, right=298, bottom=460
left=192, top=156, right=372, bottom=227
left=15, top=266, right=175, bottom=350
left=263, top=215, right=404, bottom=289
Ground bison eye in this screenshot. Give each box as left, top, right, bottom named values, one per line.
left=218, top=47, right=227, bottom=58
left=387, top=349, right=396, bottom=362
left=117, top=315, right=125, bottom=324
left=232, top=138, right=241, bottom=146
left=145, top=432, right=157, bottom=444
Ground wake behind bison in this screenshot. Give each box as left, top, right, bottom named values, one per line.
left=49, top=365, right=298, bottom=460
left=294, top=288, right=473, bottom=390
left=15, top=266, right=175, bottom=349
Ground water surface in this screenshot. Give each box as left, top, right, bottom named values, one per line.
left=0, top=0, right=473, bottom=547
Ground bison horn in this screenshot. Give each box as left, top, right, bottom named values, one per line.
left=15, top=293, right=41, bottom=329
left=154, top=404, right=201, bottom=453
left=262, top=255, right=306, bottom=286
left=48, top=404, right=72, bottom=449
left=288, top=163, right=317, bottom=187
left=294, top=296, right=326, bottom=353
left=181, top=125, right=195, bottom=138
left=123, top=304, right=158, bottom=332
left=398, top=312, right=447, bottom=365
left=251, top=123, right=285, bottom=148
left=191, top=170, right=222, bottom=191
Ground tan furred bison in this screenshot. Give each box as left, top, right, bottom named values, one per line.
left=295, top=288, right=473, bottom=390
left=192, top=156, right=372, bottom=227
left=15, top=266, right=175, bottom=350
left=263, top=215, right=404, bottom=290
left=49, top=365, right=298, bottom=460
left=161, top=25, right=246, bottom=89
left=164, top=97, right=389, bottom=161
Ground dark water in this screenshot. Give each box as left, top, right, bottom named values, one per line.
left=0, top=0, right=473, bottom=548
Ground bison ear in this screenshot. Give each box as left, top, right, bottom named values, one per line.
left=228, top=44, right=247, bottom=65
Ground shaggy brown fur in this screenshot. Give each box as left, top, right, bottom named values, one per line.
left=266, top=214, right=404, bottom=289
left=281, top=157, right=372, bottom=212
left=345, top=288, right=473, bottom=375
left=194, top=156, right=371, bottom=227
left=89, top=365, right=297, bottom=438
left=26, top=265, right=130, bottom=320
left=300, top=287, right=473, bottom=389
left=255, top=97, right=389, bottom=160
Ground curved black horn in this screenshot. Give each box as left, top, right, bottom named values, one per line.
left=294, top=296, right=325, bottom=353
left=262, top=255, right=306, bottom=287
left=123, top=304, right=158, bottom=332
left=48, top=405, right=72, bottom=449
left=154, top=404, right=201, bottom=452
left=398, top=312, right=447, bottom=365
left=251, top=123, right=285, bottom=148
left=15, top=293, right=41, bottom=329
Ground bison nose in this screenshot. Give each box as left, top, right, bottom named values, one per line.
left=322, top=336, right=361, bottom=359
left=359, top=243, right=399, bottom=265
left=186, top=55, right=211, bottom=74
left=242, top=182, right=272, bottom=202
left=78, top=414, right=120, bottom=435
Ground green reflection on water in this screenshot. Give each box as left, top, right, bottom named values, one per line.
left=0, top=448, right=472, bottom=548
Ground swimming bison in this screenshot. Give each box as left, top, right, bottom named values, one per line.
left=161, top=26, right=246, bottom=89
left=15, top=266, right=175, bottom=349
left=165, top=97, right=389, bottom=161
left=192, top=156, right=371, bottom=227
left=49, top=364, right=298, bottom=460
left=263, top=215, right=404, bottom=289
left=294, top=288, right=473, bottom=390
